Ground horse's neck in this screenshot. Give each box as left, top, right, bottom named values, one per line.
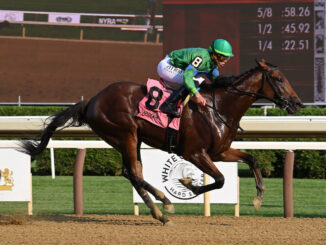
left=214, top=71, right=262, bottom=122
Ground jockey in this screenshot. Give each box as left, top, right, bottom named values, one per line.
left=158, top=38, right=234, bottom=118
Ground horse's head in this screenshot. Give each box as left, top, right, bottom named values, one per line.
left=255, top=59, right=303, bottom=114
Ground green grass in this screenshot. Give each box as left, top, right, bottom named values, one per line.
left=0, top=176, right=325, bottom=218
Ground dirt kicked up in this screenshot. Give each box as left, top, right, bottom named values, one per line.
left=0, top=214, right=325, bottom=244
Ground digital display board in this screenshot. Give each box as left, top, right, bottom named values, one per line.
left=239, top=1, right=324, bottom=102
left=163, top=0, right=325, bottom=103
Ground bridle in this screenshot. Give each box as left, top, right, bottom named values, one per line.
left=230, top=67, right=290, bottom=110
left=206, top=67, right=290, bottom=132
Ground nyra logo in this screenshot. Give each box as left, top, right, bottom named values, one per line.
left=56, top=17, right=72, bottom=23
left=0, top=168, right=14, bottom=191
left=161, top=154, right=203, bottom=200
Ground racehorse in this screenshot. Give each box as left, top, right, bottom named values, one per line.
left=20, top=59, right=302, bottom=225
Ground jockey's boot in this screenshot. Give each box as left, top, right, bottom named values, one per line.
left=160, top=86, right=188, bottom=118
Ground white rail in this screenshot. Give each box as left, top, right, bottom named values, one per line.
left=17, top=11, right=163, bottom=18
left=1, top=116, right=326, bottom=138
left=8, top=20, right=163, bottom=33
left=1, top=140, right=326, bottom=150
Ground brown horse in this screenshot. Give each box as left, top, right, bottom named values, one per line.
left=20, top=59, right=302, bottom=225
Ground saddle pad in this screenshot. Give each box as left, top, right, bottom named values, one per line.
left=137, top=78, right=183, bottom=130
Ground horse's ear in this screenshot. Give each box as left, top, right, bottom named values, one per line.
left=256, top=58, right=268, bottom=70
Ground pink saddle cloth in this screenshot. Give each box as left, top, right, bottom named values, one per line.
left=137, top=78, right=183, bottom=130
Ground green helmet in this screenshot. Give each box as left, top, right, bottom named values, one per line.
left=208, top=39, right=234, bottom=57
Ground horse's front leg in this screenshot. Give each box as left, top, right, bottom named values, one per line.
left=217, top=147, right=265, bottom=210
left=179, top=151, right=225, bottom=195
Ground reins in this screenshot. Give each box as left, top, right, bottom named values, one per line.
left=207, top=90, right=245, bottom=132
left=206, top=103, right=245, bottom=132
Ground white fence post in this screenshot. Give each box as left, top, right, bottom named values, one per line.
left=204, top=173, right=210, bottom=216
left=49, top=139, right=55, bottom=179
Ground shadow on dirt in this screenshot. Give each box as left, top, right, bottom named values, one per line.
left=31, top=214, right=162, bottom=226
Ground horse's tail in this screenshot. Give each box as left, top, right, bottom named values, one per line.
left=19, top=101, right=87, bottom=158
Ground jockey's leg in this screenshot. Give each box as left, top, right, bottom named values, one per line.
left=159, top=86, right=188, bottom=118
left=160, top=75, right=206, bottom=117
left=157, top=55, right=206, bottom=117
left=157, top=55, right=187, bottom=117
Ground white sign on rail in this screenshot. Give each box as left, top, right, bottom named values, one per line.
left=133, top=149, right=238, bottom=204
left=0, top=149, right=31, bottom=202
left=0, top=10, right=24, bottom=22
left=48, top=13, right=81, bottom=24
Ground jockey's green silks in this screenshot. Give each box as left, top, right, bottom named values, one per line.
left=168, top=48, right=219, bottom=95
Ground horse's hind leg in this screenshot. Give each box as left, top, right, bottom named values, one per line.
left=121, top=136, right=172, bottom=225
left=135, top=143, right=174, bottom=214
left=218, top=147, right=265, bottom=210
left=125, top=162, right=175, bottom=214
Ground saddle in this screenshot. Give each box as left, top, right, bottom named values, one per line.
left=137, top=79, right=184, bottom=129
left=137, top=79, right=183, bottom=153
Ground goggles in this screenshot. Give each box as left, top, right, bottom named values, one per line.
left=217, top=54, right=231, bottom=62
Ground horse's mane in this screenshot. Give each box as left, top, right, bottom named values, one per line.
left=234, top=67, right=259, bottom=84
left=201, top=61, right=277, bottom=91
left=200, top=66, right=258, bottom=92
left=234, top=61, right=277, bottom=84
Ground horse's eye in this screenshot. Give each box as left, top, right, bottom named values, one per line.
left=275, top=77, right=283, bottom=83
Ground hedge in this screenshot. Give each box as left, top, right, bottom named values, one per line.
left=32, top=148, right=122, bottom=176
left=1, top=105, right=326, bottom=178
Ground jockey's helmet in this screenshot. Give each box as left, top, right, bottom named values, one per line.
left=208, top=39, right=234, bottom=57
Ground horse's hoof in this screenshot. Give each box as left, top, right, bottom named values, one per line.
left=163, top=204, right=175, bottom=214
left=253, top=197, right=262, bottom=211
left=179, top=177, right=192, bottom=187
left=163, top=220, right=174, bottom=226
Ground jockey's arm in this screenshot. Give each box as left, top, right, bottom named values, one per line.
left=206, top=67, right=235, bottom=87
left=184, top=65, right=207, bottom=106
left=184, top=65, right=200, bottom=95
left=207, top=68, right=220, bottom=81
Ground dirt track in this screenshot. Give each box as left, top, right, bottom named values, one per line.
left=0, top=214, right=325, bottom=244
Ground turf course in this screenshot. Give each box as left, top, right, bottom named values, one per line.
left=1, top=175, right=325, bottom=217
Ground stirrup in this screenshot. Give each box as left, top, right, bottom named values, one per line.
left=160, top=103, right=181, bottom=118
